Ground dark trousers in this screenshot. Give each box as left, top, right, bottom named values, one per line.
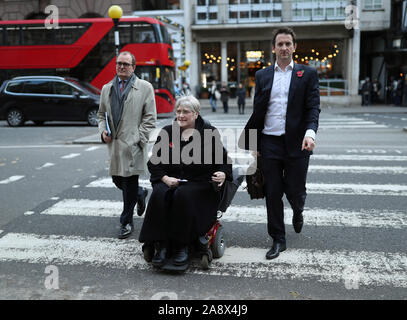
left=222, top=101, right=229, bottom=113
left=112, top=175, right=139, bottom=226
left=260, top=134, right=309, bottom=243
left=238, top=103, right=245, bottom=114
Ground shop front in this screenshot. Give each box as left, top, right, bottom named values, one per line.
left=199, top=38, right=346, bottom=98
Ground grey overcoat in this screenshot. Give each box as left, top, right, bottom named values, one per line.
left=97, top=76, right=157, bottom=177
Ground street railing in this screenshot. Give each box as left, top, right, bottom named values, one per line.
left=319, top=79, right=348, bottom=96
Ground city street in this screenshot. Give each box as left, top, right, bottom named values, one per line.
left=0, top=103, right=406, bottom=300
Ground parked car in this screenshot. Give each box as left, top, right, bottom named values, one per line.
left=0, top=76, right=101, bottom=127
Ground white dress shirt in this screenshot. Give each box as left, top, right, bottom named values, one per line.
left=262, top=60, right=315, bottom=140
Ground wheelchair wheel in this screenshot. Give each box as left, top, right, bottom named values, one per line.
left=212, top=226, right=225, bottom=258
left=200, top=254, right=210, bottom=270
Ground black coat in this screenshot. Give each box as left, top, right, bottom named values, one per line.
left=139, top=116, right=233, bottom=245
left=238, top=63, right=320, bottom=157
left=236, top=88, right=246, bottom=105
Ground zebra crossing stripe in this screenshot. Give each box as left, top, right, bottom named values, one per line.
left=86, top=178, right=407, bottom=196
left=312, top=155, right=407, bottom=161
left=39, top=199, right=407, bottom=229
left=0, top=232, right=405, bottom=288
left=0, top=175, right=25, bottom=184
left=308, top=165, right=407, bottom=174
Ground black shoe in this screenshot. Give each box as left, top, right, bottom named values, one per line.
left=152, top=242, right=167, bottom=267
left=292, top=211, right=304, bottom=233
left=137, top=188, right=148, bottom=217
left=142, top=243, right=154, bottom=263
left=172, top=246, right=189, bottom=266
left=266, top=242, right=286, bottom=260
left=118, top=223, right=133, bottom=239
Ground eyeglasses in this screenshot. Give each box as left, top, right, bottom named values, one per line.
left=116, top=62, right=133, bottom=68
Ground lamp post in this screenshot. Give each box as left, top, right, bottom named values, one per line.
left=108, top=5, right=123, bottom=57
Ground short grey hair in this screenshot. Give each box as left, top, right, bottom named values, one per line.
left=118, top=51, right=136, bottom=66
left=175, top=95, right=200, bottom=114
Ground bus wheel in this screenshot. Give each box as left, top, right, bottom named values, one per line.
left=7, top=108, right=24, bottom=127
left=87, top=108, right=98, bottom=126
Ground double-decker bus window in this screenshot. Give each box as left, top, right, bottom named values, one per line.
left=131, top=22, right=156, bottom=43
left=22, top=80, right=52, bottom=94
left=160, top=24, right=172, bottom=45
left=119, top=24, right=131, bottom=45
left=135, top=66, right=159, bottom=89
left=22, top=25, right=54, bottom=45
left=161, top=67, right=175, bottom=95
left=5, top=26, right=21, bottom=46
left=55, top=24, right=89, bottom=44
left=70, top=28, right=115, bottom=83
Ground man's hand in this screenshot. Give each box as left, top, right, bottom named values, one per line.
left=102, top=130, right=112, bottom=143
left=302, top=136, right=315, bottom=151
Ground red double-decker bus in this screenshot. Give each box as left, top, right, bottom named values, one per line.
left=0, top=17, right=175, bottom=114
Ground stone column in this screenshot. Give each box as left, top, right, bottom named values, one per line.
left=347, top=0, right=361, bottom=104
left=221, top=41, right=228, bottom=83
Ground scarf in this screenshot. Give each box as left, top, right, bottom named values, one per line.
left=110, top=73, right=136, bottom=130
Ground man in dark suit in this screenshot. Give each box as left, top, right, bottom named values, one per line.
left=239, top=27, right=320, bottom=259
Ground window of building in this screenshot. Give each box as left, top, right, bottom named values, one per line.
left=196, top=0, right=218, bottom=24
left=364, top=0, right=383, bottom=10
left=292, top=0, right=346, bottom=20
left=228, top=0, right=281, bottom=23
left=133, top=0, right=181, bottom=10
left=200, top=42, right=221, bottom=86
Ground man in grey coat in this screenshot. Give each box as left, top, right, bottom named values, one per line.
left=97, top=51, right=157, bottom=239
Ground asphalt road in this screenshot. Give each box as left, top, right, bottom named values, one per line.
left=0, top=107, right=406, bottom=303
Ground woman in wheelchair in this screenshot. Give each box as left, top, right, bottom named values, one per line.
left=139, top=95, right=232, bottom=269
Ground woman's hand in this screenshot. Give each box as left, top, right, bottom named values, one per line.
left=212, top=171, right=226, bottom=187
left=162, top=175, right=179, bottom=188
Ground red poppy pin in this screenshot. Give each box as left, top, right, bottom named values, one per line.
left=297, top=70, right=304, bottom=78
left=169, top=142, right=173, bottom=148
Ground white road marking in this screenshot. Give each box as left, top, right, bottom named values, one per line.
left=61, top=153, right=81, bottom=159
left=86, top=178, right=407, bottom=196
left=223, top=206, right=407, bottom=229
left=36, top=162, right=55, bottom=170
left=24, top=211, right=35, bottom=216
left=0, top=232, right=405, bottom=288
left=312, top=154, right=407, bottom=161
left=40, top=199, right=122, bottom=217
left=319, top=125, right=388, bottom=129
left=0, top=175, right=25, bottom=184
left=85, top=146, right=100, bottom=152
left=309, top=165, right=407, bottom=174
left=0, top=145, right=84, bottom=149
left=304, top=183, right=407, bottom=196
left=39, top=199, right=406, bottom=229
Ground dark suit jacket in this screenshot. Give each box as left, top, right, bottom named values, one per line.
left=238, top=63, right=320, bottom=157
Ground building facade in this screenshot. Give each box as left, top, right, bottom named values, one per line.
left=2, top=0, right=405, bottom=105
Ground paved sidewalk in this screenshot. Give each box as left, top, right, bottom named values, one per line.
left=72, top=99, right=407, bottom=144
